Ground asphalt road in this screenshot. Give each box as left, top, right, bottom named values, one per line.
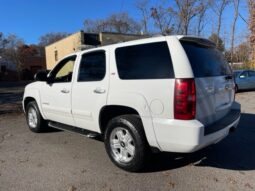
left=0, top=91, right=255, bottom=191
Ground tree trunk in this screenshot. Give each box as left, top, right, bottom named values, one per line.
left=230, top=0, right=240, bottom=68
left=249, top=0, right=255, bottom=63
left=216, top=11, right=223, bottom=48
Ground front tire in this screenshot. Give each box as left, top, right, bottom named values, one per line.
left=104, top=115, right=149, bottom=172
left=25, top=101, right=47, bottom=133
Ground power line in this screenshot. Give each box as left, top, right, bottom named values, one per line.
left=239, top=13, right=248, bottom=25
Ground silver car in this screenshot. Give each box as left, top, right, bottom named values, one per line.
left=234, top=70, right=255, bottom=91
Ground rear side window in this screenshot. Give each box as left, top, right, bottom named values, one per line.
left=181, top=41, right=232, bottom=77
left=248, top=71, right=255, bottom=77
left=78, top=51, right=106, bottom=81
left=115, top=42, right=174, bottom=79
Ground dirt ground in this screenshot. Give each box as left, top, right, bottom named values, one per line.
left=0, top=84, right=255, bottom=191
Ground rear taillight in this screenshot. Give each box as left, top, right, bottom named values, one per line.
left=174, top=78, right=196, bottom=120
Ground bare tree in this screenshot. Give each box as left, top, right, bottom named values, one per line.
left=196, top=1, right=210, bottom=36
left=136, top=0, right=151, bottom=34
left=209, top=33, right=225, bottom=52
left=248, top=0, right=255, bottom=61
left=84, top=19, right=109, bottom=33
left=38, top=32, right=69, bottom=47
left=235, top=42, right=250, bottom=63
left=210, top=0, right=230, bottom=48
left=108, top=13, right=142, bottom=34
left=150, top=6, right=175, bottom=35
left=0, top=32, right=9, bottom=51
left=2, top=34, right=24, bottom=79
left=173, top=0, right=204, bottom=35
left=230, top=0, right=240, bottom=67
left=84, top=13, right=142, bottom=34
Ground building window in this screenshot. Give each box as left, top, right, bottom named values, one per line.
left=54, top=50, right=58, bottom=62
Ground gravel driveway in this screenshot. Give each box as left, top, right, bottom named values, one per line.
left=0, top=90, right=254, bottom=191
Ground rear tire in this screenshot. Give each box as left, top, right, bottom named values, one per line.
left=235, top=85, right=238, bottom=93
left=25, top=101, right=47, bottom=133
left=104, top=115, right=149, bottom=172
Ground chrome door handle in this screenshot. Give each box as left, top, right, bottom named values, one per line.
left=94, top=88, right=106, bottom=94
left=61, top=89, right=70, bottom=93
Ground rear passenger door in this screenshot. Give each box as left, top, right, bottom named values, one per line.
left=71, top=50, right=108, bottom=132
left=248, top=71, right=255, bottom=89
left=239, top=71, right=250, bottom=89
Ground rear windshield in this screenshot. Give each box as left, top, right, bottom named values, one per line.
left=181, top=40, right=232, bottom=77
left=115, top=42, right=174, bottom=80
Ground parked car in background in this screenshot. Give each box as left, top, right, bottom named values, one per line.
left=234, top=70, right=255, bottom=92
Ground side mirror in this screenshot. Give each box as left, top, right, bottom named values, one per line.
left=34, top=70, right=49, bottom=81
left=239, top=75, right=246, bottom=79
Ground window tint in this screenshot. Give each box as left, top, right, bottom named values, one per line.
left=115, top=42, right=174, bottom=79
left=240, top=71, right=248, bottom=78
left=248, top=71, right=255, bottom=77
left=78, top=51, right=106, bottom=81
left=181, top=41, right=232, bottom=77
left=234, top=71, right=241, bottom=78
left=51, top=56, right=76, bottom=83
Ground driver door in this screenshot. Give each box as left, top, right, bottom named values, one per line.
left=41, top=55, right=76, bottom=126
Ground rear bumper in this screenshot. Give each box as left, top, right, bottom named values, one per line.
left=152, top=102, right=241, bottom=153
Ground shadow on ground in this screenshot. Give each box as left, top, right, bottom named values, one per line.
left=143, top=113, right=255, bottom=173
left=236, top=89, right=255, bottom=93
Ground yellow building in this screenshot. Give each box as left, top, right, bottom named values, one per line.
left=45, top=31, right=145, bottom=69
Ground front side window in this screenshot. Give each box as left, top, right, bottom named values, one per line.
left=115, top=42, right=174, bottom=80
left=240, top=71, right=248, bottom=78
left=78, top=51, right=106, bottom=82
left=234, top=71, right=241, bottom=78
left=50, top=56, right=76, bottom=83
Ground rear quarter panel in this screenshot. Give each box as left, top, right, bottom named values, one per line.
left=106, top=37, right=194, bottom=148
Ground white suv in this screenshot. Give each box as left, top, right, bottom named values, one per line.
left=23, top=36, right=241, bottom=171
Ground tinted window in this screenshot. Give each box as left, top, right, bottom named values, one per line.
left=248, top=71, right=255, bottom=77
left=240, top=71, right=248, bottom=78
left=181, top=41, right=232, bottom=77
left=78, top=51, right=106, bottom=81
left=115, top=42, right=174, bottom=79
left=234, top=71, right=241, bottom=78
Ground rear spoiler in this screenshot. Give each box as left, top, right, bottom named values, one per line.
left=179, top=37, right=216, bottom=48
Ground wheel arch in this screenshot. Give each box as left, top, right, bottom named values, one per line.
left=99, top=105, right=140, bottom=134
left=23, top=89, right=46, bottom=119
left=99, top=102, right=159, bottom=149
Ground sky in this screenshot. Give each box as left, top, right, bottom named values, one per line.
left=0, top=0, right=250, bottom=46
